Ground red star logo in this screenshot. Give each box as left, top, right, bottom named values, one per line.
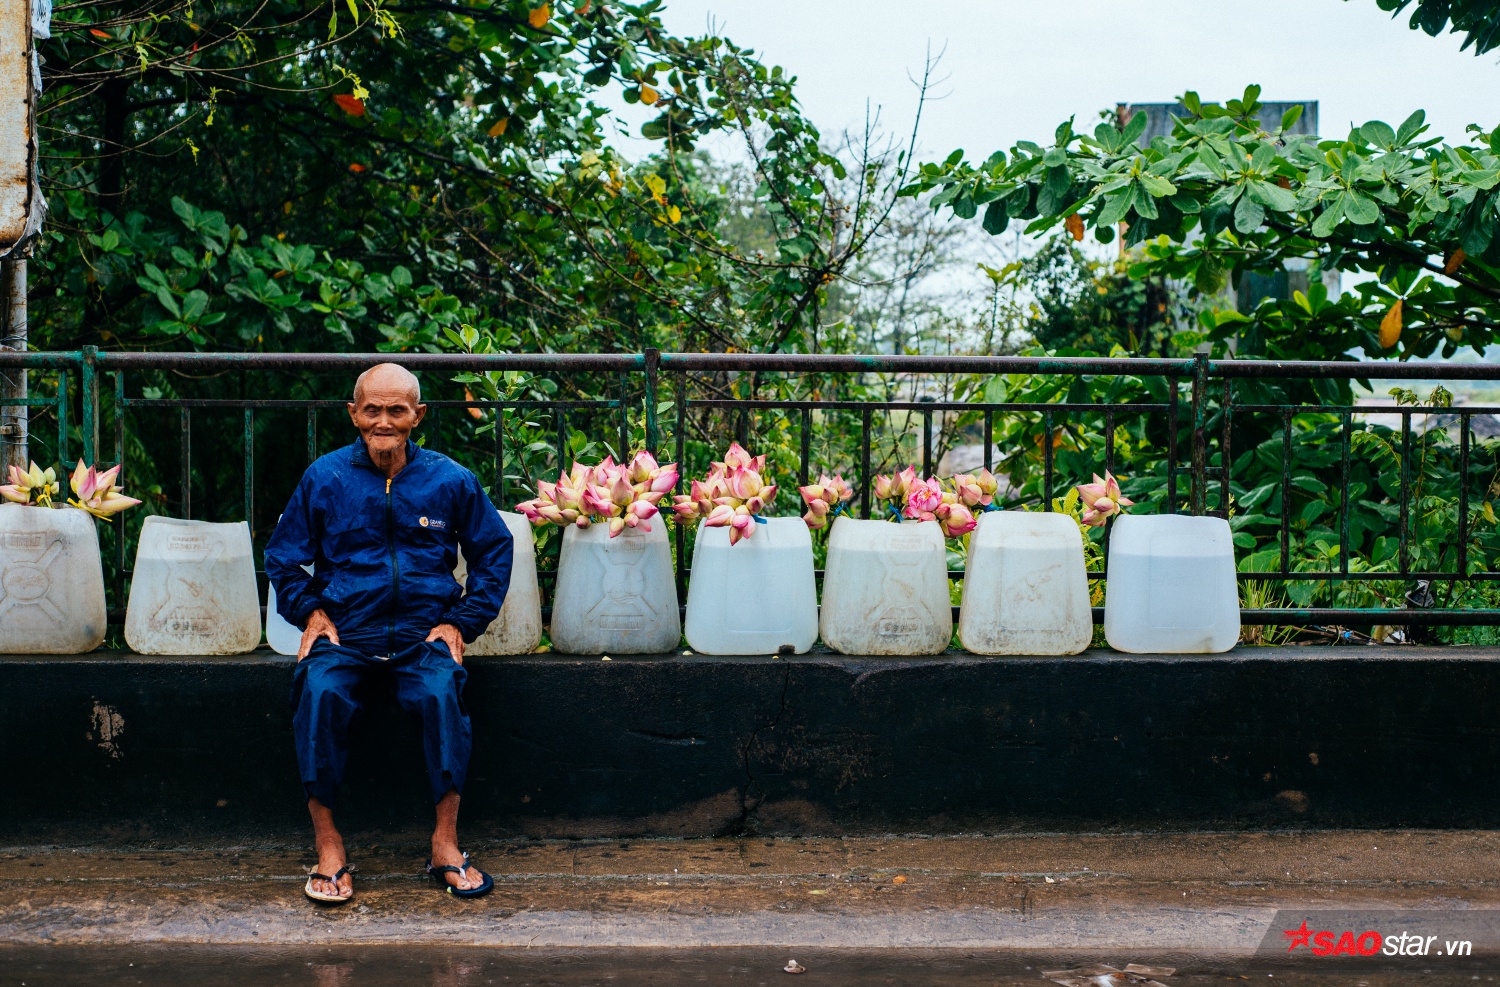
left=1283, top=920, right=1314, bottom=951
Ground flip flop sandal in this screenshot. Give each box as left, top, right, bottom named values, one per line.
left=304, top=863, right=356, bottom=904
left=425, top=852, right=494, bottom=899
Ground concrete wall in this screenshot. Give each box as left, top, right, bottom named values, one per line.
left=4, top=647, right=1500, bottom=844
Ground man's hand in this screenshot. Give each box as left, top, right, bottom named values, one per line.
left=298, top=608, right=340, bottom=661
left=426, top=623, right=465, bottom=664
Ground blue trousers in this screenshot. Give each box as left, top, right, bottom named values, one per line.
left=290, top=639, right=471, bottom=808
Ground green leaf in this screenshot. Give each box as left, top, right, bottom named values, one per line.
left=1343, top=192, right=1380, bottom=226
left=1311, top=194, right=1346, bottom=236
left=1360, top=119, right=1397, bottom=150
left=1279, top=104, right=1304, bottom=131
left=1233, top=193, right=1265, bottom=232
left=1396, top=109, right=1427, bottom=146
left=1121, top=109, right=1148, bottom=147
left=1138, top=174, right=1178, bottom=197
left=1131, top=181, right=1159, bottom=220
left=1096, top=191, right=1133, bottom=227
left=1247, top=179, right=1296, bottom=212
left=982, top=375, right=1008, bottom=404
left=981, top=199, right=1009, bottom=235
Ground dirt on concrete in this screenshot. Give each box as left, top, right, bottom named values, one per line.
left=5, top=831, right=1500, bottom=953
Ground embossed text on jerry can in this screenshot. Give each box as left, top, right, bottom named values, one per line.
left=125, top=516, right=261, bottom=655
left=1104, top=513, right=1240, bottom=654
left=460, top=511, right=543, bottom=656
left=549, top=519, right=679, bottom=655
left=818, top=516, right=951, bottom=655
left=0, top=504, right=107, bottom=654
left=959, top=510, right=1092, bottom=655
left=684, top=516, right=818, bottom=655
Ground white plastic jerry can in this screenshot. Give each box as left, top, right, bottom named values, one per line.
left=125, top=516, right=262, bottom=655
left=549, top=519, right=680, bottom=654
left=1103, top=514, right=1240, bottom=654
left=461, top=511, right=544, bottom=656
left=684, top=516, right=819, bottom=655
left=0, top=504, right=108, bottom=654
left=959, top=510, right=1092, bottom=656
left=264, top=565, right=310, bottom=656
left=819, top=516, right=951, bottom=656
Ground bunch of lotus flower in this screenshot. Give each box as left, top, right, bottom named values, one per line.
left=1076, top=471, right=1133, bottom=527
left=1, top=459, right=141, bottom=519
left=871, top=466, right=999, bottom=538
left=1, top=461, right=61, bottom=507
left=798, top=474, right=854, bottom=531
left=671, top=443, right=778, bottom=545
left=515, top=451, right=679, bottom=538
left=67, top=460, right=141, bottom=520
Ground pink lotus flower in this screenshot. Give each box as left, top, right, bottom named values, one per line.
left=1076, top=471, right=1133, bottom=527
left=906, top=478, right=944, bottom=517
left=2, top=461, right=61, bottom=508
left=64, top=460, right=140, bottom=520
left=674, top=445, right=783, bottom=544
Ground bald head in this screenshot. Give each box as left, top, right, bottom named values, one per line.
left=353, top=363, right=421, bottom=406
left=348, top=363, right=426, bottom=475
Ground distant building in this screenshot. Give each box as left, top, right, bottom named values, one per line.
left=1115, top=100, right=1337, bottom=313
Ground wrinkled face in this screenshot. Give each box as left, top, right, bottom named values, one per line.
left=348, top=370, right=425, bottom=458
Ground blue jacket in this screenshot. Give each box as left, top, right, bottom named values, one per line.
left=265, top=438, right=514, bottom=653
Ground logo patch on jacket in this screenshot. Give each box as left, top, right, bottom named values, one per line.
left=419, top=516, right=447, bottom=530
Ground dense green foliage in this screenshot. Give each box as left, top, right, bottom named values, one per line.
left=1364, top=0, right=1500, bottom=54
left=903, top=87, right=1500, bottom=364
left=35, top=0, right=912, bottom=359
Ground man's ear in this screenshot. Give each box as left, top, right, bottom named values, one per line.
left=412, top=402, right=428, bottom=427
left=346, top=402, right=358, bottom=427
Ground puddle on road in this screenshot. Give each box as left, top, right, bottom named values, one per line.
left=3, top=947, right=1500, bottom=986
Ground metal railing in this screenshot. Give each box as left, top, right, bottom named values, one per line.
left=2, top=346, right=1498, bottom=629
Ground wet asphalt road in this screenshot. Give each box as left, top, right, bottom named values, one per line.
left=5, top=947, right=1500, bottom=987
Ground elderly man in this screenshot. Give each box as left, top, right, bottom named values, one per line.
left=265, top=363, right=513, bottom=903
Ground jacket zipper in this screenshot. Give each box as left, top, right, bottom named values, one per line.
left=385, top=476, right=400, bottom=654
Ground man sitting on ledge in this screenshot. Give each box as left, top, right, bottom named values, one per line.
left=265, top=362, right=513, bottom=903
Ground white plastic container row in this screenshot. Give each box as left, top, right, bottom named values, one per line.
left=3, top=506, right=1239, bottom=656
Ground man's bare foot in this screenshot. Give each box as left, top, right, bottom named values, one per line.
left=429, top=841, right=481, bottom=891
left=310, top=839, right=353, bottom=899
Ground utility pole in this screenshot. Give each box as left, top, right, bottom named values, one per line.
left=0, top=0, right=44, bottom=473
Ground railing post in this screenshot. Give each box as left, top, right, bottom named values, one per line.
left=1190, top=352, right=1208, bottom=516
left=80, top=344, right=98, bottom=466
left=643, top=347, right=660, bottom=458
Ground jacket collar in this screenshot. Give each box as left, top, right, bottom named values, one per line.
left=349, top=437, right=421, bottom=472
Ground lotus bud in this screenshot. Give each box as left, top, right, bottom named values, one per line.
left=952, top=474, right=983, bottom=507
left=803, top=509, right=827, bottom=530
left=874, top=474, right=892, bottom=500
left=704, top=504, right=735, bottom=527
left=975, top=467, right=999, bottom=503
left=1076, top=471, right=1132, bottom=527
left=745, top=495, right=765, bottom=515
left=649, top=468, right=679, bottom=494
left=940, top=503, right=978, bottom=538
left=608, top=516, right=626, bottom=537
left=721, top=442, right=753, bottom=470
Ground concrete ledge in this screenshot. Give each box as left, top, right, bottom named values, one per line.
left=5, top=832, right=1500, bottom=949
left=4, top=646, right=1500, bottom=842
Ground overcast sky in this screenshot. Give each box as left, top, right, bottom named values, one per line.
left=621, top=0, right=1499, bottom=162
